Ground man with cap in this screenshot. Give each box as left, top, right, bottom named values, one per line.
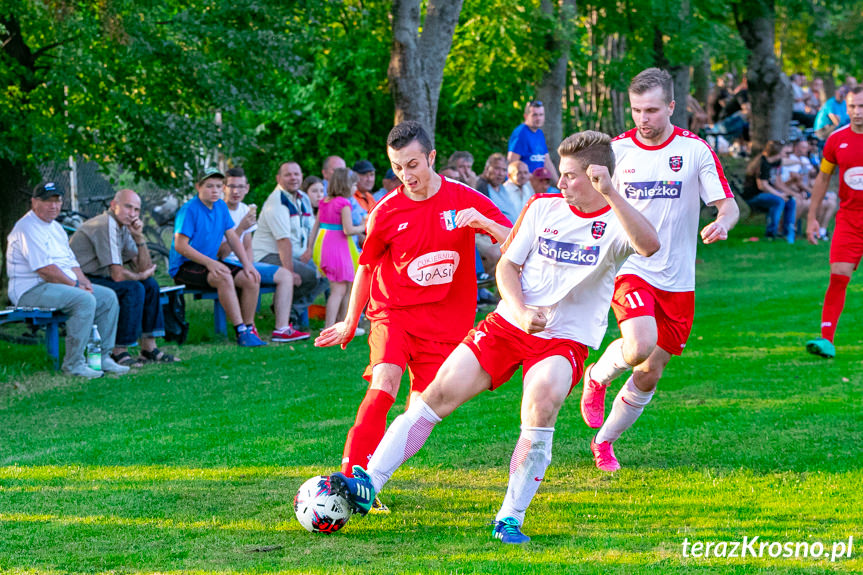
left=530, top=167, right=557, bottom=195
left=375, top=169, right=401, bottom=201
left=70, top=188, right=177, bottom=366
left=6, top=182, right=128, bottom=377
left=169, top=168, right=266, bottom=347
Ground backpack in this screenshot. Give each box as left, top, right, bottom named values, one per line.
left=162, top=290, right=189, bottom=344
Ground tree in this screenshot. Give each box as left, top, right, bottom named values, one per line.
left=536, top=0, right=577, bottom=166
left=388, top=0, right=464, bottom=138
left=734, top=0, right=793, bottom=152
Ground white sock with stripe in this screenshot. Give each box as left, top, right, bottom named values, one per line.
left=494, top=426, right=554, bottom=525
left=595, top=376, right=653, bottom=444
left=366, top=396, right=442, bottom=493
left=590, top=339, right=634, bottom=386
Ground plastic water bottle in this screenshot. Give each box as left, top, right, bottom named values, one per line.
left=87, top=324, right=102, bottom=371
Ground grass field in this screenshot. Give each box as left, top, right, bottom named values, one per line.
left=1, top=222, right=862, bottom=574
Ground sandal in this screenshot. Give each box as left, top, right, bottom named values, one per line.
left=111, top=351, right=144, bottom=368
left=140, top=347, right=180, bottom=363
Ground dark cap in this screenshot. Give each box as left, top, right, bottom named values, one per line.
left=196, top=167, right=225, bottom=185
left=352, top=160, right=375, bottom=174
left=33, top=182, right=64, bottom=200
left=384, top=168, right=397, bottom=180
left=531, top=167, right=553, bottom=180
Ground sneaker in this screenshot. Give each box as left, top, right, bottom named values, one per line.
left=580, top=363, right=607, bottom=429
left=492, top=517, right=530, bottom=544
left=369, top=494, right=390, bottom=514
left=248, top=324, right=260, bottom=338
left=805, top=337, right=835, bottom=359
left=63, top=364, right=104, bottom=379
left=271, top=325, right=309, bottom=343
left=237, top=329, right=267, bottom=347
left=101, top=357, right=130, bottom=375
left=590, top=437, right=621, bottom=472
left=329, top=466, right=376, bottom=516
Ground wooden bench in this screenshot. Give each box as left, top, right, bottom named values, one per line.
left=0, top=307, right=68, bottom=369
left=183, top=285, right=276, bottom=335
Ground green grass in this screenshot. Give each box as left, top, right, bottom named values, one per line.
left=1, top=222, right=862, bottom=574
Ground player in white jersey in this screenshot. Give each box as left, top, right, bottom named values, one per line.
left=331, top=131, right=659, bottom=543
left=580, top=68, right=739, bottom=471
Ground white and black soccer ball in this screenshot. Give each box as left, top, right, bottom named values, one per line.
left=294, top=475, right=352, bottom=533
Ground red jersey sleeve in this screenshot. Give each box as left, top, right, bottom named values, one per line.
left=358, top=204, right=388, bottom=267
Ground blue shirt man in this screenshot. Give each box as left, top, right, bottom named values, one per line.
left=507, top=101, right=559, bottom=181
left=815, top=87, right=850, bottom=136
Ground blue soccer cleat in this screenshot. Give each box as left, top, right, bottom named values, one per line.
left=329, top=466, right=376, bottom=516
left=806, top=337, right=836, bottom=359
left=492, top=516, right=531, bottom=544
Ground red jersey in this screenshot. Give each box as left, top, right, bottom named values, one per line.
left=822, top=125, right=863, bottom=212
left=359, top=177, right=511, bottom=342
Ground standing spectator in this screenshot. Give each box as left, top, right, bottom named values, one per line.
left=170, top=169, right=265, bottom=346
left=707, top=73, right=734, bottom=124
left=302, top=176, right=325, bottom=216
left=494, top=161, right=534, bottom=224
left=375, top=169, right=400, bottom=201
left=529, top=167, right=557, bottom=195
left=791, top=73, right=816, bottom=128
left=254, top=161, right=324, bottom=332
left=742, top=141, right=797, bottom=242
left=805, top=87, right=863, bottom=359
left=815, top=86, right=850, bottom=140
left=219, top=167, right=304, bottom=343
left=7, top=182, right=126, bottom=377
left=350, top=159, right=377, bottom=248
left=448, top=151, right=478, bottom=188
left=70, top=189, right=176, bottom=366
left=309, top=168, right=366, bottom=328
left=321, top=155, right=346, bottom=196
left=507, top=101, right=559, bottom=181
left=806, top=78, right=824, bottom=115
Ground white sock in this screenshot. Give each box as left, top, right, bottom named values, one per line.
left=595, top=377, right=653, bottom=444
left=494, top=426, right=554, bottom=525
left=590, top=339, right=634, bottom=386
left=366, top=396, right=442, bottom=493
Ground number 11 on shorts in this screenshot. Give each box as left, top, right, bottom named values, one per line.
left=625, top=291, right=644, bottom=309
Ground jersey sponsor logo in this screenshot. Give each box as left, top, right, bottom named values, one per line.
left=844, top=166, right=863, bottom=190
left=440, top=209, right=457, bottom=230
left=624, top=180, right=682, bottom=200
left=669, top=155, right=683, bottom=172
left=408, top=250, right=460, bottom=286
left=623, top=168, right=636, bottom=174
left=538, top=237, right=600, bottom=265
left=591, top=221, right=606, bottom=239
left=543, top=227, right=559, bottom=235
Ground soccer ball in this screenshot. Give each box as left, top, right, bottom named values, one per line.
left=294, top=475, right=352, bottom=533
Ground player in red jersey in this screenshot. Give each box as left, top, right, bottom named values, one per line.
left=315, top=121, right=511, bottom=511
left=805, top=87, right=863, bottom=359
left=579, top=68, right=739, bottom=471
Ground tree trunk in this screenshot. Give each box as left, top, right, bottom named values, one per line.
left=670, top=65, right=691, bottom=130
left=735, top=0, right=792, bottom=154
left=692, top=53, right=711, bottom=106
left=536, top=0, right=577, bottom=167
left=388, top=0, right=464, bottom=142
left=0, top=160, right=33, bottom=301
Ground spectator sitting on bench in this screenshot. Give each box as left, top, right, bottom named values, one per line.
left=6, top=182, right=128, bottom=378
left=70, top=188, right=178, bottom=366
left=218, top=167, right=308, bottom=343
left=169, top=168, right=266, bottom=347
left=253, top=161, right=325, bottom=333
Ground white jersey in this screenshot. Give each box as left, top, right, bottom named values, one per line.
left=6, top=211, right=79, bottom=305
left=612, top=126, right=732, bottom=291
left=225, top=202, right=257, bottom=260
left=496, top=194, right=635, bottom=348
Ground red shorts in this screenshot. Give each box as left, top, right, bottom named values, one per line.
left=830, top=211, right=863, bottom=269
left=364, top=320, right=458, bottom=393
left=461, top=312, right=588, bottom=392
left=611, top=274, right=695, bottom=356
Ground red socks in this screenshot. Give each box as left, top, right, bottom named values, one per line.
left=341, top=388, right=395, bottom=476
left=821, top=273, right=851, bottom=342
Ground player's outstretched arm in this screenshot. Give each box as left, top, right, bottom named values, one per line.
left=806, top=170, right=833, bottom=244
left=588, top=164, right=660, bottom=257
left=496, top=257, right=548, bottom=334
left=315, top=264, right=372, bottom=349
left=701, top=197, right=739, bottom=245
left=455, top=208, right=511, bottom=244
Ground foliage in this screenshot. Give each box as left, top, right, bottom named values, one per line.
left=1, top=225, right=863, bottom=572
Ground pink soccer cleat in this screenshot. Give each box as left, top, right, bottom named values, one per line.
left=590, top=438, right=621, bottom=472
left=580, top=363, right=608, bottom=429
